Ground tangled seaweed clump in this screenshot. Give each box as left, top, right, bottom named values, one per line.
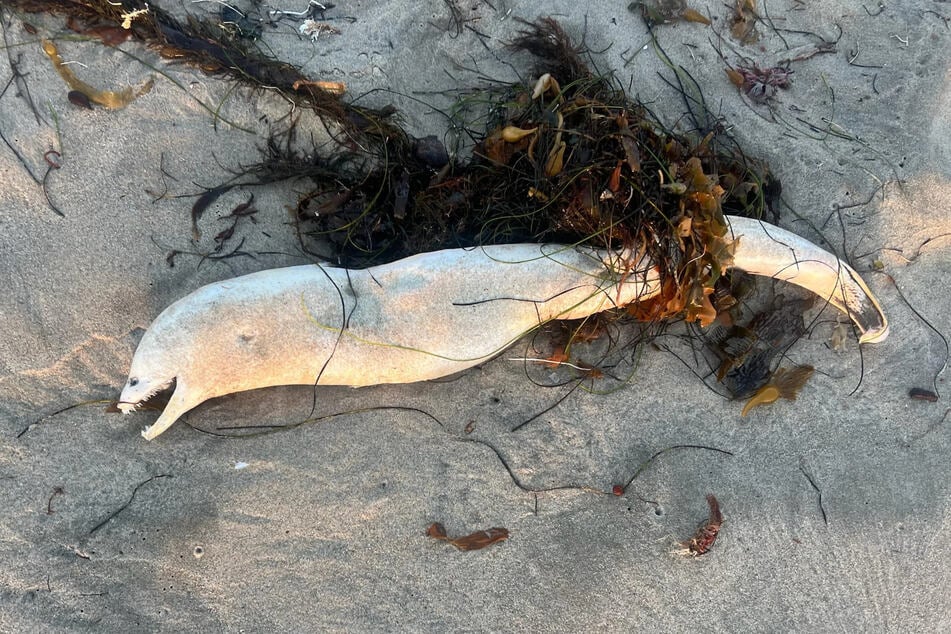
left=298, top=19, right=779, bottom=331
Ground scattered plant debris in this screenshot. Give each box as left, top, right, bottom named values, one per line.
left=725, top=64, right=793, bottom=103
left=676, top=493, right=723, bottom=556
left=741, top=364, right=815, bottom=416
left=629, top=1, right=711, bottom=26
left=41, top=39, right=153, bottom=109
left=909, top=388, right=939, bottom=402
left=8, top=4, right=854, bottom=413
left=729, top=0, right=759, bottom=44
left=88, top=474, right=172, bottom=535
left=426, top=522, right=509, bottom=551
left=798, top=457, right=827, bottom=525
left=298, top=19, right=340, bottom=40
left=706, top=295, right=812, bottom=399
left=46, top=486, right=64, bottom=515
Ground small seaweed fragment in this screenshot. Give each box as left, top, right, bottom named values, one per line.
left=46, top=486, right=64, bottom=515
left=678, top=494, right=723, bottom=556
left=741, top=364, right=815, bottom=416
left=710, top=295, right=812, bottom=397
left=213, top=194, right=258, bottom=252
left=88, top=474, right=172, bottom=534
left=190, top=185, right=235, bottom=240
left=730, top=0, right=759, bottom=44
left=67, top=90, right=93, bottom=109
left=298, top=19, right=340, bottom=40
left=909, top=388, right=939, bottom=402
left=41, top=39, right=153, bottom=109
left=726, top=64, right=792, bottom=104
left=66, top=15, right=131, bottom=46
left=426, top=522, right=509, bottom=551
left=630, top=1, right=710, bottom=26
left=798, top=457, right=827, bottom=525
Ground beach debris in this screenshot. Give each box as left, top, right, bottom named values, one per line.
left=88, top=474, right=172, bottom=534
left=426, top=522, right=510, bottom=551
left=117, top=243, right=662, bottom=440
left=730, top=0, right=759, bottom=44
left=119, top=6, right=149, bottom=30
left=67, top=89, right=93, bottom=109
left=46, top=486, right=64, bottom=515
left=676, top=494, right=723, bottom=556
left=219, top=4, right=262, bottom=40
left=829, top=321, right=849, bottom=352
left=9, top=4, right=888, bottom=428
left=213, top=194, right=258, bottom=252
left=708, top=294, right=811, bottom=397
left=725, top=64, right=793, bottom=103
left=119, top=213, right=887, bottom=440
left=83, top=14, right=884, bottom=437
left=741, top=365, right=815, bottom=417
left=629, top=1, right=711, bottom=26
left=909, top=388, right=939, bottom=402
left=292, top=78, right=346, bottom=95
left=66, top=15, right=131, bottom=46
left=41, top=39, right=153, bottom=109
left=798, top=457, right=827, bottom=525
left=298, top=19, right=340, bottom=40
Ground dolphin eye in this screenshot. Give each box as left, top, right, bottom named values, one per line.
left=129, top=378, right=139, bottom=387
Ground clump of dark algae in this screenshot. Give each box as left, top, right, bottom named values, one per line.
left=8, top=2, right=791, bottom=400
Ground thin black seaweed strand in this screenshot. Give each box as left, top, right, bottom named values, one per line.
left=304, top=264, right=349, bottom=422
left=883, top=274, right=949, bottom=398
left=510, top=378, right=586, bottom=432
left=207, top=405, right=445, bottom=437
left=88, top=474, right=173, bottom=535
left=798, top=457, right=828, bottom=525
left=455, top=435, right=610, bottom=496
left=620, top=444, right=734, bottom=492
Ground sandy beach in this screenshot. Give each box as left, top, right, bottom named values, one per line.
left=1, top=0, right=949, bottom=630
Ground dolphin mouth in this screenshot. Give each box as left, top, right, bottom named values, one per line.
left=117, top=378, right=175, bottom=414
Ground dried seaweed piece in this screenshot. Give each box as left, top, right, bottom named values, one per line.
left=630, top=1, right=710, bottom=26
left=66, top=15, right=131, bottom=46
left=42, top=39, right=153, bottom=109
left=299, top=19, right=341, bottom=41
left=741, top=364, right=815, bottom=416
left=727, top=64, right=793, bottom=104
left=190, top=185, right=235, bottom=240
left=730, top=0, right=759, bottom=44
left=909, top=388, right=939, bottom=402
left=67, top=89, right=93, bottom=109
left=426, top=522, right=509, bottom=551
left=713, top=295, right=812, bottom=397
left=678, top=494, right=723, bottom=556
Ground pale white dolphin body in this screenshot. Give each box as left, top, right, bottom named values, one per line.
left=119, top=216, right=888, bottom=440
